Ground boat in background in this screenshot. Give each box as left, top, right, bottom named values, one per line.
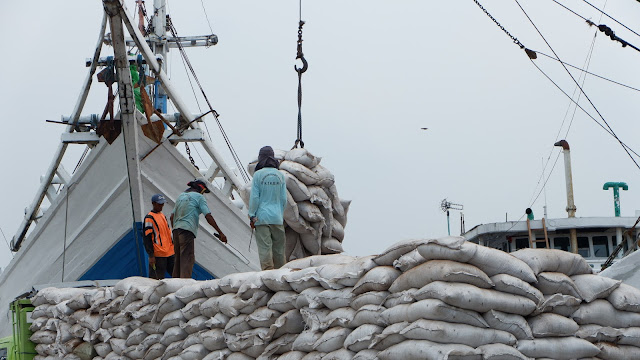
left=0, top=0, right=260, bottom=336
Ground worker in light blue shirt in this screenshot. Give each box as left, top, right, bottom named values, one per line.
left=249, top=146, right=287, bottom=270
left=171, top=178, right=227, bottom=278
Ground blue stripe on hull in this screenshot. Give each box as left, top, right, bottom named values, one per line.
left=79, top=223, right=214, bottom=281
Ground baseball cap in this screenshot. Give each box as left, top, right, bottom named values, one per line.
left=187, top=177, right=211, bottom=193
left=151, top=194, right=166, bottom=204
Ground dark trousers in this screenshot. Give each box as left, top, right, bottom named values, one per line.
left=172, top=229, right=196, bottom=278
left=149, top=255, right=175, bottom=280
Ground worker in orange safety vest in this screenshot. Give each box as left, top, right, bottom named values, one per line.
left=144, top=194, right=175, bottom=279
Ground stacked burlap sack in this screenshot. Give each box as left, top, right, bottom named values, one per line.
left=246, top=148, right=350, bottom=259
left=29, top=236, right=640, bottom=360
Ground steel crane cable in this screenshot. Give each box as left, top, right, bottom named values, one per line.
left=167, top=16, right=250, bottom=183
left=513, top=0, right=640, bottom=171
left=293, top=0, right=308, bottom=149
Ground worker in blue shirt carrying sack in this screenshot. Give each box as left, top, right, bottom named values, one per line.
left=249, top=146, right=288, bottom=270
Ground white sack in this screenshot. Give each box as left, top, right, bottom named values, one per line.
left=202, top=349, right=231, bottom=360
left=175, top=283, right=205, bottom=304
left=200, top=329, right=226, bottom=351
left=533, top=294, right=582, bottom=317
left=316, top=256, right=376, bottom=288
left=248, top=306, right=281, bottom=328
left=352, top=291, right=389, bottom=310
left=393, top=249, right=426, bottom=272
left=350, top=304, right=386, bottom=328
left=298, top=201, right=325, bottom=223
left=382, top=299, right=488, bottom=328
left=180, top=344, right=209, bottom=360
left=468, top=245, right=537, bottom=283
left=377, top=339, right=480, bottom=360
left=353, top=266, right=401, bottom=297
left=283, top=267, right=321, bottom=292
left=619, top=327, right=640, bottom=346
left=296, top=287, right=324, bottom=309
left=224, top=314, right=252, bottom=335
left=282, top=170, right=312, bottom=202
left=576, top=324, right=622, bottom=343
left=284, top=254, right=354, bottom=269
left=204, top=312, right=229, bottom=329
left=313, top=327, right=352, bottom=353
left=511, top=248, right=592, bottom=276
left=491, top=274, right=544, bottom=305
left=572, top=299, right=640, bottom=327
left=607, top=283, right=640, bottom=313
left=383, top=288, right=417, bottom=308
left=321, top=348, right=356, bottom=360
left=344, top=324, right=384, bottom=352
left=322, top=307, right=355, bottom=330
left=516, top=338, right=600, bottom=359
left=536, top=272, right=582, bottom=298
left=316, top=288, right=355, bottom=310
left=321, top=238, right=343, bottom=254
left=417, top=241, right=477, bottom=263
left=292, top=331, right=323, bottom=352
left=476, top=344, right=531, bottom=360
left=596, top=342, right=640, bottom=360
left=181, top=298, right=206, bottom=321
left=389, top=260, right=494, bottom=293
left=353, top=349, right=378, bottom=360
left=527, top=313, right=579, bottom=337
left=201, top=279, right=224, bottom=297
left=280, top=161, right=319, bottom=185
left=482, top=310, right=533, bottom=340
left=375, top=236, right=465, bottom=266
left=571, top=274, right=620, bottom=303
left=267, top=309, right=304, bottom=340
left=400, top=319, right=516, bottom=347
left=311, top=165, right=334, bottom=188
left=285, top=148, right=321, bottom=169
left=267, top=291, right=298, bottom=313
left=414, top=281, right=537, bottom=316
left=369, top=322, right=408, bottom=351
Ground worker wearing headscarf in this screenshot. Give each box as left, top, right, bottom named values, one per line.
left=249, top=146, right=287, bottom=270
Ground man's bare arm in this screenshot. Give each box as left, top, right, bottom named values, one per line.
left=205, top=213, right=227, bottom=243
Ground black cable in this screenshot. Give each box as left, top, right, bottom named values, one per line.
left=581, top=0, right=640, bottom=39
left=0, top=224, right=13, bottom=256
left=529, top=59, right=640, bottom=160
left=515, top=0, right=640, bottom=170
left=533, top=50, right=640, bottom=93
left=168, top=18, right=250, bottom=183
left=200, top=0, right=215, bottom=36
left=550, top=0, right=591, bottom=23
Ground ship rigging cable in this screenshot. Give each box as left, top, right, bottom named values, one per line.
left=0, top=224, right=12, bottom=255
left=167, top=17, right=250, bottom=183
left=528, top=20, right=600, bottom=208
left=550, top=0, right=640, bottom=53
left=513, top=0, right=640, bottom=170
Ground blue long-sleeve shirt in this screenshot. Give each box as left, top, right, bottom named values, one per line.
left=249, top=167, right=287, bottom=225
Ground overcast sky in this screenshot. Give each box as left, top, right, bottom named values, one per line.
left=2, top=0, right=640, bottom=271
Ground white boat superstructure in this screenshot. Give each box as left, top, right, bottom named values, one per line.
left=0, top=0, right=260, bottom=336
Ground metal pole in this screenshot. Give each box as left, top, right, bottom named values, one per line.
left=603, top=182, right=628, bottom=254
left=555, top=140, right=578, bottom=253
left=447, top=210, right=450, bottom=236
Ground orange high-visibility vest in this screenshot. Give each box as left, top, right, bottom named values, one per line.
left=144, top=211, right=174, bottom=257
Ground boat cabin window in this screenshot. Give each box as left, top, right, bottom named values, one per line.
left=553, top=237, right=570, bottom=252
left=592, top=236, right=609, bottom=258
left=0, top=347, right=7, bottom=360
left=577, top=236, right=590, bottom=257
left=535, top=238, right=547, bottom=248
left=515, top=237, right=529, bottom=250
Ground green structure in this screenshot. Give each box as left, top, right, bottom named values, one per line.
left=0, top=299, right=35, bottom=360
left=603, top=182, right=628, bottom=217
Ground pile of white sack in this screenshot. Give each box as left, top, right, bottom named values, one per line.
left=29, top=236, right=640, bottom=360
left=246, top=148, right=350, bottom=260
